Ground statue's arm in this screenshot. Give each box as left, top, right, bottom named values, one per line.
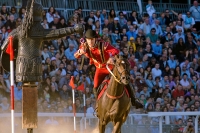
left=1, top=28, right=18, bottom=51
left=42, top=24, right=84, bottom=40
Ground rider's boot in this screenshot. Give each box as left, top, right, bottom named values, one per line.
left=125, top=83, right=143, bottom=109
left=93, top=87, right=98, bottom=115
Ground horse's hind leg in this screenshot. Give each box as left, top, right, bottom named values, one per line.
left=99, top=120, right=106, bottom=133
left=112, top=121, right=122, bottom=133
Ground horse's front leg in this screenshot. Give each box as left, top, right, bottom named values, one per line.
left=112, top=121, right=123, bottom=133
left=99, top=119, right=106, bottom=133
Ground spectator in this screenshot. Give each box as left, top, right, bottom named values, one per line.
left=100, top=9, right=107, bottom=25
left=140, top=86, right=150, bottom=98
left=158, top=12, right=166, bottom=31
left=152, top=39, right=162, bottom=59
left=151, top=19, right=163, bottom=36
left=151, top=62, right=162, bottom=80
left=46, top=6, right=56, bottom=23
left=161, top=75, right=170, bottom=89
left=49, top=83, right=59, bottom=102
left=118, top=11, right=127, bottom=28
left=58, top=72, right=71, bottom=89
left=150, top=13, right=157, bottom=25
left=14, top=82, right=22, bottom=101
left=140, top=17, right=151, bottom=35
left=159, top=55, right=169, bottom=71
left=126, top=25, right=137, bottom=41
left=85, top=18, right=95, bottom=31
left=167, top=55, right=177, bottom=69
left=173, top=38, right=186, bottom=62
left=94, top=10, right=101, bottom=24
left=146, top=28, right=158, bottom=43
left=129, top=10, right=139, bottom=24
left=18, top=7, right=26, bottom=20
left=175, top=20, right=183, bottom=32
left=0, top=4, right=9, bottom=22
left=58, top=17, right=67, bottom=28
left=15, top=17, right=22, bottom=28
left=128, top=37, right=136, bottom=52
left=183, top=11, right=195, bottom=30
left=189, top=0, right=200, bottom=31
left=165, top=9, right=172, bottom=26
left=64, top=44, right=76, bottom=61
left=67, top=34, right=78, bottom=50
left=180, top=73, right=191, bottom=92
left=108, top=9, right=116, bottom=23
left=0, top=26, right=8, bottom=42
left=49, top=17, right=60, bottom=29
left=146, top=0, right=156, bottom=17
left=0, top=97, right=9, bottom=112
left=109, top=17, right=121, bottom=33
left=183, top=118, right=195, bottom=133
left=172, top=84, right=184, bottom=99
left=111, top=28, right=121, bottom=46
left=101, top=19, right=110, bottom=31
left=4, top=15, right=16, bottom=31
left=84, top=10, right=95, bottom=24
left=41, top=18, right=49, bottom=29
left=9, top=6, right=18, bottom=20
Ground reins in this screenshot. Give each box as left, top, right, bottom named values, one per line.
left=105, top=63, right=128, bottom=99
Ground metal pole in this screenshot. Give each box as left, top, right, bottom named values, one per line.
left=195, top=115, right=199, bottom=133
left=159, top=116, right=163, bottom=133
left=83, top=93, right=86, bottom=132
left=72, top=89, right=76, bottom=133
left=9, top=36, right=15, bottom=133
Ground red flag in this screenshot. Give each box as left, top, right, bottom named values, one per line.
left=6, top=36, right=14, bottom=60
left=77, top=83, right=84, bottom=92
left=69, top=76, right=75, bottom=89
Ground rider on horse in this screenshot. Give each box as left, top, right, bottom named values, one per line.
left=74, top=29, right=142, bottom=107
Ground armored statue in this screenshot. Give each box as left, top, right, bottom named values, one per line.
left=1, top=0, right=83, bottom=82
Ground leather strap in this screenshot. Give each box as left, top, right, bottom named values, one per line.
left=106, top=90, right=125, bottom=99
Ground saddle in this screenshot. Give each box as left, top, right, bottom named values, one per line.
left=97, top=80, right=129, bottom=100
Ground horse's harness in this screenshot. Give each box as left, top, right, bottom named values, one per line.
left=105, top=61, right=129, bottom=99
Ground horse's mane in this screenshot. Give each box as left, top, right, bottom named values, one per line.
left=112, top=56, right=131, bottom=75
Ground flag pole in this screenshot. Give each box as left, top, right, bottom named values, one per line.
left=9, top=36, right=15, bottom=133
left=70, top=76, right=76, bottom=133
left=72, top=89, right=76, bottom=133
left=83, top=89, right=86, bottom=132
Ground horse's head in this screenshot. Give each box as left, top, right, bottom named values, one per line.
left=111, top=55, right=130, bottom=85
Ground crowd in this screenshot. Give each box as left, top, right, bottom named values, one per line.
left=0, top=0, right=200, bottom=132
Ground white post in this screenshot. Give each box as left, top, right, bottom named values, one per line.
left=159, top=116, right=163, bottom=133
left=72, top=89, right=76, bottom=133
left=9, top=36, right=15, bottom=133
left=83, top=93, right=86, bottom=132
left=195, top=115, right=199, bottom=133
left=165, top=116, right=170, bottom=124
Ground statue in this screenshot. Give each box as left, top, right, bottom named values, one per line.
left=1, top=0, right=83, bottom=82
left=0, top=0, right=83, bottom=132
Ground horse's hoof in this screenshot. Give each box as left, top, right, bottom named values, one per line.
left=131, top=99, right=143, bottom=109
left=135, top=101, right=143, bottom=109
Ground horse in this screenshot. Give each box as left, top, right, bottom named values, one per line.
left=97, top=55, right=131, bottom=133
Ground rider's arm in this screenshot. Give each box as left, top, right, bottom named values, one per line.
left=74, top=43, right=86, bottom=58
left=104, top=42, right=120, bottom=57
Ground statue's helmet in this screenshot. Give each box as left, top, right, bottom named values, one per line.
left=27, top=0, right=43, bottom=21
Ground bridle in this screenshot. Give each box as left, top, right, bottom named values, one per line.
left=105, top=60, right=130, bottom=99
left=106, top=60, right=129, bottom=84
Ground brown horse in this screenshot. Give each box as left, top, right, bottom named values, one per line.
left=97, top=55, right=131, bottom=133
